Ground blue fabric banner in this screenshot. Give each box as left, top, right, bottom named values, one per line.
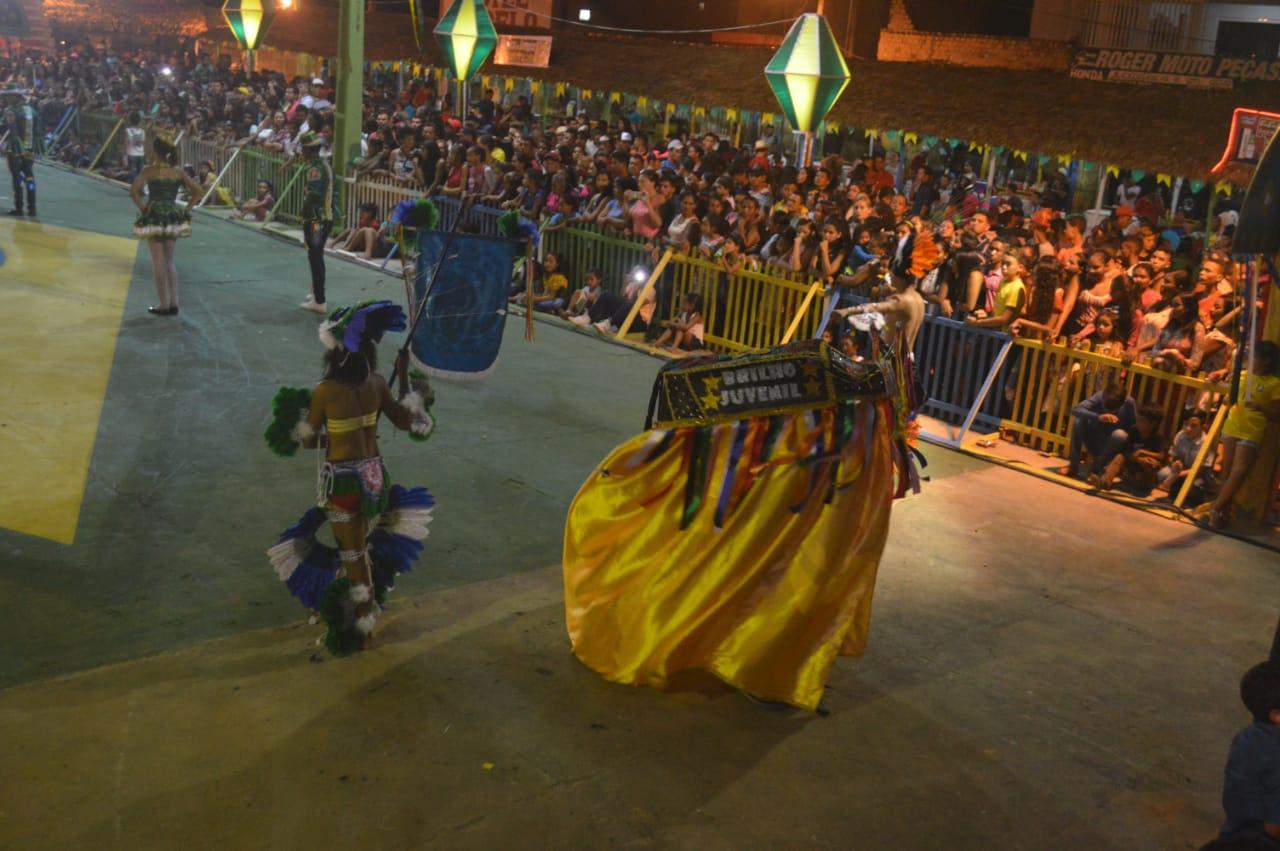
left=411, top=230, right=518, bottom=380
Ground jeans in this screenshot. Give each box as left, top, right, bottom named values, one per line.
left=1067, top=420, right=1129, bottom=477
left=303, top=219, right=332, bottom=304
left=8, top=155, right=35, bottom=213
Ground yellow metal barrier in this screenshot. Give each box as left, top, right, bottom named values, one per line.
left=1001, top=337, right=1227, bottom=458
left=666, top=255, right=824, bottom=353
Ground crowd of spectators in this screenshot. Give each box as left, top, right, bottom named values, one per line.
left=4, top=44, right=1269, bottom=510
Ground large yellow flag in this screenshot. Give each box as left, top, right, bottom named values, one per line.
left=564, top=388, right=897, bottom=711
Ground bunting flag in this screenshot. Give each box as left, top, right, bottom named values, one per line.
left=610, top=91, right=621, bottom=104
left=1189, top=180, right=1206, bottom=193
left=990, top=145, right=1005, bottom=156
left=504, top=77, right=514, bottom=91
left=1038, top=154, right=1053, bottom=165
left=1057, top=153, right=1073, bottom=167
left=726, top=108, right=737, bottom=121
left=531, top=81, right=541, bottom=94
left=582, top=88, right=592, bottom=99
left=903, top=132, right=918, bottom=144
left=969, top=142, right=985, bottom=153
left=1106, top=164, right=1121, bottom=178
left=665, top=102, right=677, bottom=115
left=1156, top=173, right=1173, bottom=187
left=923, top=136, right=938, bottom=147
left=1216, top=180, right=1234, bottom=196
left=638, top=96, right=649, bottom=110
left=555, top=82, right=566, bottom=96
left=864, top=128, right=879, bottom=139
left=883, top=130, right=900, bottom=143
left=826, top=120, right=840, bottom=134
left=1130, top=169, right=1146, bottom=182
left=763, top=112, right=775, bottom=125
left=1011, top=149, right=1028, bottom=160
left=693, top=106, right=707, bottom=118
left=481, top=74, right=490, bottom=88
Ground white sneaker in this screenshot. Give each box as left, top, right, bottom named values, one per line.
left=593, top=319, right=614, bottom=334
left=301, top=292, right=315, bottom=304
left=302, top=301, right=327, bottom=314
left=569, top=313, right=591, bottom=327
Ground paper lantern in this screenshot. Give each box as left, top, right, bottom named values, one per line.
left=221, top=0, right=275, bottom=51
left=763, top=14, right=850, bottom=134
left=433, top=0, right=498, bottom=82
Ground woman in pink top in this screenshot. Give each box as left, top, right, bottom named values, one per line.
left=627, top=170, right=663, bottom=241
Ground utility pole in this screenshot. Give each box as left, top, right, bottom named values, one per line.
left=333, top=0, right=364, bottom=182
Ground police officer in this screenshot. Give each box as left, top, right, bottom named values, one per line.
left=3, top=87, right=38, bottom=217
left=298, top=132, right=335, bottom=314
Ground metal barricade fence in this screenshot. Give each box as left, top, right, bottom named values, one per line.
left=1001, top=338, right=1227, bottom=457
left=178, top=136, right=224, bottom=173
left=912, top=316, right=1016, bottom=438
left=542, top=222, right=652, bottom=296
left=345, top=177, right=423, bottom=228
left=666, top=255, right=823, bottom=353
left=433, top=195, right=503, bottom=236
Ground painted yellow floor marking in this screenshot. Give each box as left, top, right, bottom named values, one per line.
left=0, top=217, right=136, bottom=544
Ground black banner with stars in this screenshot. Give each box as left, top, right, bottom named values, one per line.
left=647, top=341, right=892, bottom=430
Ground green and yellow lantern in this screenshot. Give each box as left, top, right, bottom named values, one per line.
left=222, top=0, right=277, bottom=72
left=764, top=13, right=850, bottom=166
left=433, top=0, right=497, bottom=118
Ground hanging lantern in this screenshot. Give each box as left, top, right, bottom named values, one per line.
left=221, top=0, right=276, bottom=52
left=763, top=13, right=850, bottom=135
left=433, top=0, right=498, bottom=82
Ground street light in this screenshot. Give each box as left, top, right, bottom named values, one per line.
left=763, top=13, right=850, bottom=167
left=433, top=0, right=498, bottom=122
left=221, top=0, right=277, bottom=74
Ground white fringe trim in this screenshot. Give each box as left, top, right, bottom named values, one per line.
left=134, top=223, right=192, bottom=239
left=291, top=418, right=314, bottom=444
left=410, top=412, right=435, bottom=439
left=354, top=613, right=377, bottom=635
left=318, top=321, right=339, bottom=350
left=402, top=391, right=427, bottom=418
left=420, top=360, right=498, bottom=382
left=349, top=583, right=372, bottom=604
left=383, top=506, right=434, bottom=542
left=266, top=538, right=306, bottom=582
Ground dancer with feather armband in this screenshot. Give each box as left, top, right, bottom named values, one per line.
left=264, top=300, right=437, bottom=654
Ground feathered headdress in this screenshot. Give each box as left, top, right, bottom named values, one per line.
left=497, top=209, right=540, bottom=247
left=390, top=197, right=440, bottom=230
left=891, top=224, right=943, bottom=283
left=319, top=300, right=408, bottom=352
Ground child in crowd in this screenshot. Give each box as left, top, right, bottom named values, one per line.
left=1094, top=405, right=1166, bottom=494
left=560, top=267, right=604, bottom=326
left=1155, top=411, right=1208, bottom=500
left=511, top=252, right=569, bottom=313
left=654, top=292, right=704, bottom=354
left=1213, top=661, right=1280, bottom=846
left=328, top=202, right=392, bottom=260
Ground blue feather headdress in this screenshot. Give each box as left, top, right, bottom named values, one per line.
left=319, top=300, right=408, bottom=352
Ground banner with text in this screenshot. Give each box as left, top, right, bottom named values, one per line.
left=494, top=34, right=552, bottom=68
left=437, top=0, right=550, bottom=30
left=1064, top=48, right=1280, bottom=90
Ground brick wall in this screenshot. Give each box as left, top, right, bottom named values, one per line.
left=877, top=29, right=1073, bottom=72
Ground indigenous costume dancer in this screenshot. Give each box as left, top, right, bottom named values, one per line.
left=266, top=300, right=437, bottom=654
left=298, top=132, right=336, bottom=314
left=130, top=138, right=202, bottom=316
left=3, top=87, right=38, bottom=217
left=563, top=340, right=920, bottom=711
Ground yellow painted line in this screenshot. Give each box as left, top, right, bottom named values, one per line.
left=0, top=217, right=135, bottom=544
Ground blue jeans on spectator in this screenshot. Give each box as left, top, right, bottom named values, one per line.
left=1067, top=420, right=1128, bottom=478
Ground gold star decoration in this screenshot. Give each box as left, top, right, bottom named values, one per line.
left=700, top=387, right=723, bottom=410
left=803, top=379, right=822, bottom=396
left=701, top=375, right=722, bottom=393
left=801, top=362, right=820, bottom=382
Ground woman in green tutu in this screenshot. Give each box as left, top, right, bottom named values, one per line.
left=129, top=138, right=202, bottom=316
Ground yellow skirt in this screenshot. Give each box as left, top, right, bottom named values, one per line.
left=563, top=400, right=896, bottom=711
